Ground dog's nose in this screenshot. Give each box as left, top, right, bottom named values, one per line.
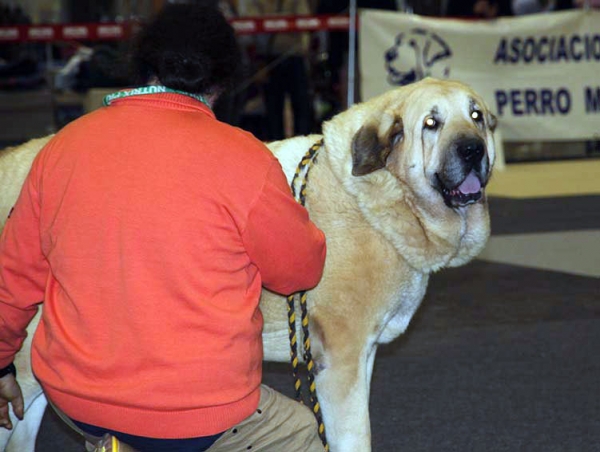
left=457, top=137, right=485, bottom=163
left=385, top=48, right=396, bottom=62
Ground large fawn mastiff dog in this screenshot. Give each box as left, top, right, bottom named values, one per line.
left=0, top=78, right=497, bottom=452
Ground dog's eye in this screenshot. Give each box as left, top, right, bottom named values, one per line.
left=471, top=110, right=483, bottom=122
left=424, top=117, right=438, bottom=130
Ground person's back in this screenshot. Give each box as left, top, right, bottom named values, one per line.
left=29, top=88, right=320, bottom=438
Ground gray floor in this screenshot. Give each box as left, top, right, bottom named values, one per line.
left=35, top=194, right=600, bottom=451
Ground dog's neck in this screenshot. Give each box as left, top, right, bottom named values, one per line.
left=318, top=152, right=488, bottom=273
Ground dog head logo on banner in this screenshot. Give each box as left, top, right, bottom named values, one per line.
left=385, top=28, right=452, bottom=86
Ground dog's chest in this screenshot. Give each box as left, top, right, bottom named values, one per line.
left=376, top=271, right=429, bottom=344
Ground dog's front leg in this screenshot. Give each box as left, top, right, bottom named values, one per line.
left=315, top=342, right=377, bottom=452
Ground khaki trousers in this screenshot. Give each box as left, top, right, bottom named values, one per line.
left=51, top=385, right=325, bottom=452
left=207, top=385, right=325, bottom=452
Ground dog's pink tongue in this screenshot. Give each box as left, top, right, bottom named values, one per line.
left=459, top=172, right=481, bottom=194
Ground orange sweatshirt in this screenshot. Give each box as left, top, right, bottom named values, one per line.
left=0, top=92, right=326, bottom=438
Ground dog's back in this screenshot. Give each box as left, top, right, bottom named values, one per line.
left=0, top=136, right=53, bottom=228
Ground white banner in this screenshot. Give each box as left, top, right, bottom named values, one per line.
left=359, top=9, right=600, bottom=141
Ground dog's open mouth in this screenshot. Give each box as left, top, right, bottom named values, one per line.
left=437, top=172, right=484, bottom=208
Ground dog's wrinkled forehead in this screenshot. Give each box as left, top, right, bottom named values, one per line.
left=397, top=86, right=488, bottom=127
left=349, top=80, right=496, bottom=178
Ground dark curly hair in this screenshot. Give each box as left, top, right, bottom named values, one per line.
left=130, top=3, right=242, bottom=95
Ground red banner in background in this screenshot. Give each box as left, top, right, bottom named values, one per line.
left=230, top=14, right=350, bottom=34
left=0, top=23, right=135, bottom=43
left=0, top=15, right=350, bottom=43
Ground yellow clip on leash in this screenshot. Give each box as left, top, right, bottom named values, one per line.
left=93, top=434, right=125, bottom=452
left=288, top=139, right=329, bottom=451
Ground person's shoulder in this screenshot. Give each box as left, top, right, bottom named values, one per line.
left=215, top=122, right=275, bottom=158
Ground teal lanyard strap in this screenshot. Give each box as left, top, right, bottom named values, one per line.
left=103, top=85, right=211, bottom=110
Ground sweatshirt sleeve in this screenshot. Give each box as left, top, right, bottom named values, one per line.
left=0, top=158, right=47, bottom=368
left=242, top=161, right=326, bottom=296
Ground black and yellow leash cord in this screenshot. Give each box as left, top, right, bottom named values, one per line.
left=287, top=138, right=329, bottom=451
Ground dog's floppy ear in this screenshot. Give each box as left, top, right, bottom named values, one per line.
left=351, top=119, right=403, bottom=176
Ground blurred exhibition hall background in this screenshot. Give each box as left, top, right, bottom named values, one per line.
left=0, top=0, right=598, bottom=162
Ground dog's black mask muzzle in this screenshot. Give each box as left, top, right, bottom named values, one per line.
left=435, top=136, right=489, bottom=208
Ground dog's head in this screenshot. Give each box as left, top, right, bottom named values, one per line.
left=349, top=78, right=496, bottom=210
left=323, top=78, right=496, bottom=270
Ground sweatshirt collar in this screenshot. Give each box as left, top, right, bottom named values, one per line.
left=104, top=86, right=211, bottom=108
left=103, top=86, right=214, bottom=115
